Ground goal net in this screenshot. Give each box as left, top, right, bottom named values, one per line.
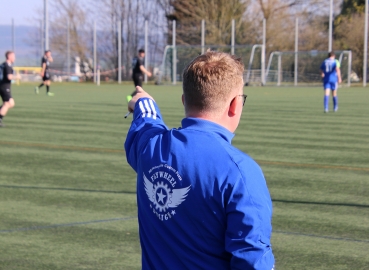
left=265, top=50, right=352, bottom=86
left=157, top=45, right=263, bottom=85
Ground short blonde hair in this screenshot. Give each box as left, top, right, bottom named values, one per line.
left=182, top=51, right=244, bottom=115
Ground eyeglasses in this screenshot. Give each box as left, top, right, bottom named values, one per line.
left=238, top=94, right=247, bottom=106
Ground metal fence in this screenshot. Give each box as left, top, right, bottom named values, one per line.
left=158, top=45, right=263, bottom=85
left=1, top=14, right=368, bottom=86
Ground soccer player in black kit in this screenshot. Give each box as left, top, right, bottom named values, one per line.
left=126, top=49, right=152, bottom=103
left=35, top=50, right=54, bottom=96
left=0, top=51, right=17, bottom=127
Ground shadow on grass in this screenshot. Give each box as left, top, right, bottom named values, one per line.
left=0, top=184, right=136, bottom=194
left=272, top=199, right=369, bottom=208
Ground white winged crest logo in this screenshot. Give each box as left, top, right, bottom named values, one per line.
left=143, top=169, right=191, bottom=221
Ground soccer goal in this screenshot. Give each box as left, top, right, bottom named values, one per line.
left=157, top=44, right=264, bottom=85
left=13, top=67, right=42, bottom=85
left=265, top=50, right=352, bottom=87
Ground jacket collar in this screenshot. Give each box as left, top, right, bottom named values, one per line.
left=181, top=117, right=234, bottom=143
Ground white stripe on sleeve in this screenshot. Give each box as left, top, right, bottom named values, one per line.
left=144, top=99, right=152, bottom=118
left=139, top=101, right=146, bottom=118
left=149, top=99, right=157, bottom=120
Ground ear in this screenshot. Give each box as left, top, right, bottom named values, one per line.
left=181, top=94, right=185, bottom=106
left=228, top=96, right=238, bottom=117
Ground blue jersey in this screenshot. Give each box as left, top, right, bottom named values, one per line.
left=125, top=98, right=275, bottom=270
left=320, top=58, right=340, bottom=83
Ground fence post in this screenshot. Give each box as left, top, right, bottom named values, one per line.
left=93, top=21, right=97, bottom=84
left=12, top=19, right=15, bottom=52
left=294, top=18, right=298, bottom=86
left=118, top=21, right=122, bottom=84
left=262, top=18, right=266, bottom=86
left=67, top=18, right=70, bottom=76
left=172, top=20, right=177, bottom=85
left=144, top=20, right=148, bottom=84
left=364, top=0, right=368, bottom=87
left=278, top=53, right=282, bottom=86
left=44, top=0, right=49, bottom=50
left=329, top=0, right=333, bottom=51
left=348, top=51, right=352, bottom=87
left=41, top=20, right=44, bottom=56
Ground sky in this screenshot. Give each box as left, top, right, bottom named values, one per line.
left=0, top=0, right=42, bottom=26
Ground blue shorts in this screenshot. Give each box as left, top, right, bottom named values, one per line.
left=323, top=82, right=338, bottom=91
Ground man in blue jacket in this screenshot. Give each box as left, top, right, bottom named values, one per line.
left=125, top=51, right=275, bottom=269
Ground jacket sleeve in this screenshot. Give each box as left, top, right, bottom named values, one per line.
left=225, top=158, right=275, bottom=270
left=124, top=97, right=168, bottom=172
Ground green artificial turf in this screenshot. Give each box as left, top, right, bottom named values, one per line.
left=0, top=83, right=368, bottom=269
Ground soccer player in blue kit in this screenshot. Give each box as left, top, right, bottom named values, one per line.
left=125, top=51, right=275, bottom=269
left=320, top=52, right=342, bottom=113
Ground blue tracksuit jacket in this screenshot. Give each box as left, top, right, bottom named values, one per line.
left=125, top=97, right=275, bottom=270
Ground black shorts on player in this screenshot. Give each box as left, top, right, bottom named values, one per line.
left=43, top=72, right=51, bottom=82
left=0, top=87, right=12, bottom=102
left=132, top=74, right=143, bottom=87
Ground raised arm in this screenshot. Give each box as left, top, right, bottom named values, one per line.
left=127, top=86, right=154, bottom=112
left=125, top=86, right=168, bottom=171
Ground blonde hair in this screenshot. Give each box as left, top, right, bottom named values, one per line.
left=182, top=51, right=244, bottom=115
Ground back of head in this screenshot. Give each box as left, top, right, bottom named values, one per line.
left=328, top=51, right=335, bottom=58
left=5, top=51, right=13, bottom=60
left=182, top=51, right=244, bottom=116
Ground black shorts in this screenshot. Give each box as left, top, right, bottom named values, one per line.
left=0, top=85, right=12, bottom=102
left=43, top=72, right=51, bottom=81
left=132, top=74, right=143, bottom=87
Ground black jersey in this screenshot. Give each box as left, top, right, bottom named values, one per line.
left=41, top=56, right=50, bottom=71
left=0, top=61, right=13, bottom=102
left=0, top=61, right=13, bottom=87
left=132, top=56, right=144, bottom=75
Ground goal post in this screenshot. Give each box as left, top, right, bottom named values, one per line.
left=13, top=67, right=42, bottom=85
left=157, top=44, right=264, bottom=86
left=265, top=50, right=353, bottom=87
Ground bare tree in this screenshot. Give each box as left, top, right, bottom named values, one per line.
left=27, top=0, right=94, bottom=75
left=165, top=0, right=252, bottom=46
left=94, top=0, right=167, bottom=80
